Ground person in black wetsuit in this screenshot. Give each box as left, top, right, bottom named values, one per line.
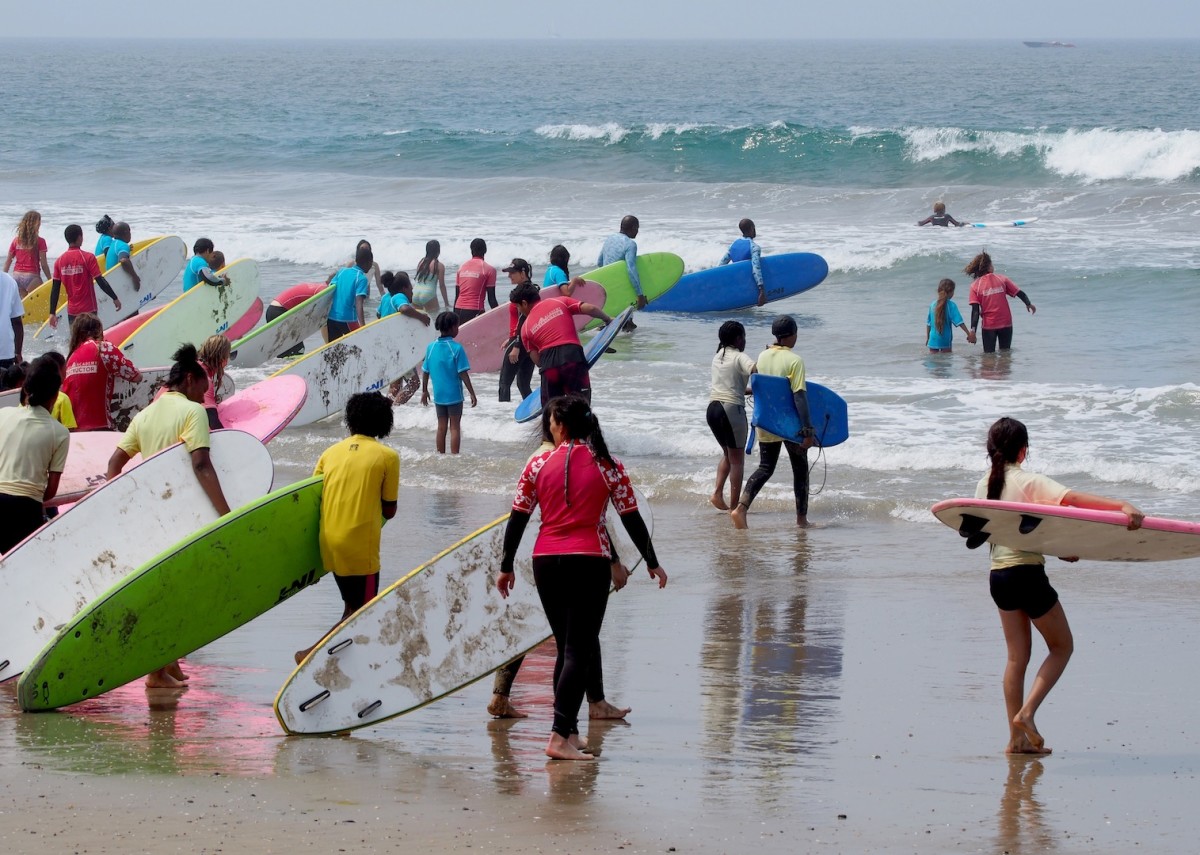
left=917, top=201, right=966, bottom=227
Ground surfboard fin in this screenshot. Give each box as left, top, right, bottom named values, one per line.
left=299, top=690, right=330, bottom=712
left=956, top=514, right=991, bottom=549
left=358, top=700, right=382, bottom=719
left=1019, top=515, right=1042, bottom=535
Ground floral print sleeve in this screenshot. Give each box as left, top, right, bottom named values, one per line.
left=99, top=340, right=142, bottom=382
left=512, top=450, right=551, bottom=514
left=600, top=457, right=639, bottom=514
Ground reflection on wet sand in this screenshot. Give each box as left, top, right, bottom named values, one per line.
left=965, top=350, right=1015, bottom=381
left=700, top=532, right=844, bottom=802
left=997, top=757, right=1056, bottom=853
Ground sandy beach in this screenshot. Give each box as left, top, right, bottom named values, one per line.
left=4, top=486, right=1199, bottom=854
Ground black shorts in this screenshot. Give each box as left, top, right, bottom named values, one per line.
left=989, top=563, right=1059, bottom=619
left=435, top=401, right=464, bottom=419
left=334, top=572, right=380, bottom=612
left=539, top=353, right=591, bottom=404
left=454, top=307, right=484, bottom=325
left=706, top=400, right=747, bottom=450
left=981, top=326, right=1013, bottom=353
left=327, top=319, right=354, bottom=341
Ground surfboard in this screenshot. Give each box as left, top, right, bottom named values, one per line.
left=0, top=430, right=273, bottom=684
left=228, top=286, right=335, bottom=368
left=931, top=499, right=1200, bottom=562
left=269, top=312, right=437, bottom=427
left=744, top=374, right=849, bottom=454
left=644, top=252, right=829, bottom=313
left=22, top=237, right=172, bottom=326
left=457, top=280, right=606, bottom=374
left=104, top=306, right=163, bottom=347
left=513, top=306, right=635, bottom=423
left=215, top=375, right=307, bottom=443
left=119, top=258, right=260, bottom=368
left=227, top=298, right=263, bottom=341
left=581, top=252, right=685, bottom=318
left=108, top=367, right=236, bottom=432
left=18, top=477, right=325, bottom=711
left=274, top=490, right=651, bottom=735
left=968, top=218, right=1039, bottom=228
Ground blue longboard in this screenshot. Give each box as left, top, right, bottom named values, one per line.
left=513, top=307, right=634, bottom=424
left=644, top=252, right=828, bottom=313
left=745, top=374, right=849, bottom=454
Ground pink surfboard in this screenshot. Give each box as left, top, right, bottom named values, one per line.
left=932, top=498, right=1200, bottom=562
left=456, top=281, right=606, bottom=374
left=226, top=298, right=264, bottom=341
left=105, top=307, right=164, bottom=348
left=215, top=375, right=308, bottom=444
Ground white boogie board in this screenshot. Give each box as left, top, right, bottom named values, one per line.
left=35, top=236, right=187, bottom=337
left=120, top=258, right=261, bottom=368
left=229, top=286, right=335, bottom=368
left=269, top=312, right=436, bottom=427
left=274, top=492, right=651, bottom=735
left=932, top=498, right=1200, bottom=562
left=0, top=430, right=274, bottom=683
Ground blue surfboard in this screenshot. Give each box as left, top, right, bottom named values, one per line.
left=644, top=252, right=828, bottom=313
left=745, top=374, right=849, bottom=454
left=513, top=307, right=635, bottom=424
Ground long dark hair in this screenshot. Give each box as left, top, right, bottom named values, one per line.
left=548, top=394, right=616, bottom=509
left=964, top=252, right=993, bottom=280
left=68, top=313, right=104, bottom=355
left=416, top=239, right=441, bottom=283
left=549, top=244, right=570, bottom=278
left=933, top=278, right=955, bottom=335
left=986, top=417, right=1029, bottom=500
left=715, top=320, right=746, bottom=361
left=166, top=343, right=208, bottom=390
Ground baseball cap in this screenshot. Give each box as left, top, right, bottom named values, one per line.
left=502, top=258, right=532, bottom=276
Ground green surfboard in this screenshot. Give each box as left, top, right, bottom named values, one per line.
left=18, top=477, right=325, bottom=711
left=582, top=251, right=684, bottom=319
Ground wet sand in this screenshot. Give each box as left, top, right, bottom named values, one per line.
left=3, top=486, right=1200, bottom=853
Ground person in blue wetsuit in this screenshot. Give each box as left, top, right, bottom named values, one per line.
left=925, top=278, right=976, bottom=352
left=719, top=218, right=767, bottom=307
left=103, top=222, right=142, bottom=294
left=544, top=244, right=571, bottom=287
left=598, top=215, right=646, bottom=311
left=327, top=244, right=373, bottom=341
left=183, top=237, right=231, bottom=292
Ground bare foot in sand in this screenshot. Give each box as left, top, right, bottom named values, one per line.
left=165, top=660, right=189, bottom=682
left=568, top=733, right=589, bottom=752
left=710, top=494, right=730, bottom=511
left=589, top=699, right=631, bottom=720
left=546, top=733, right=595, bottom=761
left=145, top=667, right=186, bottom=689
left=731, top=504, right=748, bottom=529
left=1006, top=732, right=1052, bottom=755
left=1012, top=714, right=1049, bottom=753
left=487, top=694, right=528, bottom=718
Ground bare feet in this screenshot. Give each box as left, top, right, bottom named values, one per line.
left=1006, top=732, right=1052, bottom=755
left=796, top=515, right=809, bottom=529
left=487, top=694, right=528, bottom=719
left=710, top=494, right=730, bottom=511
left=144, top=667, right=186, bottom=689
left=568, top=733, right=589, bottom=751
left=731, top=504, right=748, bottom=529
left=589, top=699, right=631, bottom=720
left=165, top=660, right=189, bottom=682
left=1012, top=713, right=1048, bottom=752
left=546, top=733, right=595, bottom=761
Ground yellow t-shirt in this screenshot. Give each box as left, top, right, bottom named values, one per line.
left=975, top=463, right=1070, bottom=569
left=118, top=391, right=211, bottom=458
left=51, top=391, right=77, bottom=430
left=0, top=405, right=70, bottom=500
left=754, top=344, right=806, bottom=443
left=314, top=435, right=400, bottom=576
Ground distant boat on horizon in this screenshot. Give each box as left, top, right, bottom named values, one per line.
left=1024, top=40, right=1076, bottom=48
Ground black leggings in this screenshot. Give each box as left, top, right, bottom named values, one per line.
left=981, top=326, right=1013, bottom=353
left=740, top=440, right=809, bottom=516
left=533, top=554, right=612, bottom=738
left=498, top=349, right=535, bottom=403
left=0, top=493, right=47, bottom=554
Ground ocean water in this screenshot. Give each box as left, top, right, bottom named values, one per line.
left=3, top=38, right=1199, bottom=521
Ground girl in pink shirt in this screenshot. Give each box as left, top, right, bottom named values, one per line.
left=3, top=210, right=52, bottom=297
left=966, top=252, right=1036, bottom=353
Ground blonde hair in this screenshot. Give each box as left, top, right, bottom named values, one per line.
left=15, top=210, right=41, bottom=250
left=198, top=334, right=232, bottom=396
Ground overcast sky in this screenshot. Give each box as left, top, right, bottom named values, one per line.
left=3, top=0, right=1197, bottom=39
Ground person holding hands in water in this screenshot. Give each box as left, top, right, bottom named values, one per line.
left=966, top=252, right=1035, bottom=353
left=976, top=417, right=1143, bottom=755
left=925, top=278, right=975, bottom=352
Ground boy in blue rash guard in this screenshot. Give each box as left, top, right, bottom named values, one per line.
left=103, top=222, right=142, bottom=293
left=719, top=218, right=767, bottom=307
left=327, top=244, right=373, bottom=341
left=183, top=238, right=231, bottom=292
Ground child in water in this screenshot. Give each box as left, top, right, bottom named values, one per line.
left=421, top=311, right=477, bottom=454
left=925, top=278, right=976, bottom=352
left=917, top=201, right=966, bottom=227
left=978, top=417, right=1143, bottom=755
left=379, top=271, right=431, bottom=405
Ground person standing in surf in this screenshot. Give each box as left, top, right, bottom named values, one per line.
left=544, top=244, right=571, bottom=287
left=326, top=243, right=373, bottom=341
left=925, top=278, right=976, bottom=352
left=48, top=224, right=123, bottom=331
left=707, top=321, right=757, bottom=512
left=511, top=281, right=611, bottom=406
left=62, top=314, right=142, bottom=431
left=718, top=218, right=767, bottom=307
left=413, top=239, right=449, bottom=312
left=103, top=222, right=143, bottom=294
left=420, top=311, right=477, bottom=454
left=966, top=252, right=1035, bottom=354
left=498, top=258, right=537, bottom=404
left=731, top=315, right=815, bottom=530
left=295, top=392, right=399, bottom=664
left=183, top=238, right=231, bottom=293
left=598, top=215, right=646, bottom=310
left=377, top=271, right=430, bottom=405
left=496, top=395, right=667, bottom=760
left=3, top=210, right=52, bottom=298
left=453, top=238, right=497, bottom=325
left=977, top=417, right=1142, bottom=755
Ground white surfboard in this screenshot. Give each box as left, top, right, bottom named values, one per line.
left=268, top=312, right=436, bottom=427
left=109, top=367, right=236, bottom=432
left=229, top=286, right=335, bottom=368
left=0, top=430, right=274, bottom=683
left=274, top=492, right=651, bottom=735
left=120, top=258, right=261, bottom=368
left=968, top=217, right=1039, bottom=228
left=34, top=236, right=187, bottom=337
left=932, top=498, right=1200, bottom=562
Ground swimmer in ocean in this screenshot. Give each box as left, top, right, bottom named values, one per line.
left=917, top=201, right=966, bottom=227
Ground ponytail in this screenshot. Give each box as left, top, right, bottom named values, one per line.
left=166, top=343, right=206, bottom=390
left=985, top=416, right=1028, bottom=500
left=933, top=278, right=954, bottom=335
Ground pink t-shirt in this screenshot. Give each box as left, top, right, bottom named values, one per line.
left=53, top=247, right=103, bottom=314
left=512, top=442, right=639, bottom=558
left=454, top=257, right=497, bottom=311
left=968, top=273, right=1020, bottom=330
left=8, top=237, right=47, bottom=274
left=521, top=296, right=582, bottom=354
